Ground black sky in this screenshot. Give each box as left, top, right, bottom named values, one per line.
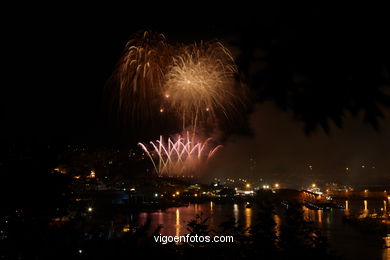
left=2, top=4, right=390, bottom=183
left=2, top=4, right=388, bottom=142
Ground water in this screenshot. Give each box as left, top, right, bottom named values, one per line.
left=137, top=202, right=252, bottom=236
left=136, top=199, right=389, bottom=260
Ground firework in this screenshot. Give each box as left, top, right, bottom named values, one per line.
left=110, top=32, right=244, bottom=130
left=138, top=132, right=222, bottom=177
left=110, top=31, right=173, bottom=121
left=163, top=41, right=239, bottom=130
left=110, top=32, right=247, bottom=178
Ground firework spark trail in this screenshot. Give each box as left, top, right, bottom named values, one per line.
left=110, top=31, right=247, bottom=177
left=111, top=31, right=173, bottom=121
left=163, top=41, right=239, bottom=130
left=111, top=32, right=244, bottom=130
left=138, top=132, right=222, bottom=177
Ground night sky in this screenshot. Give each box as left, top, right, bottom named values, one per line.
left=2, top=4, right=390, bottom=183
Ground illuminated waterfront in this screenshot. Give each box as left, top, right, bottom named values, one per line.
left=136, top=200, right=389, bottom=260
left=4, top=5, right=390, bottom=259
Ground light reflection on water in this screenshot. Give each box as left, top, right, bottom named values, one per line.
left=273, top=214, right=281, bottom=237
left=244, top=207, right=252, bottom=235
left=384, top=248, right=390, bottom=260
left=317, top=209, right=322, bottom=224
left=233, top=203, right=239, bottom=227
left=136, top=200, right=388, bottom=259
left=137, top=200, right=386, bottom=233
left=175, top=209, right=180, bottom=236
left=345, top=200, right=350, bottom=215
left=138, top=202, right=256, bottom=236
left=384, top=234, right=390, bottom=260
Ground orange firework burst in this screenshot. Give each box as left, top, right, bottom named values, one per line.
left=110, top=32, right=245, bottom=130
left=110, top=31, right=173, bottom=121
left=163, top=41, right=240, bottom=129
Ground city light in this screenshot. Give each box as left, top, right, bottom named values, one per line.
left=123, top=225, right=130, bottom=232
left=5, top=14, right=390, bottom=260
left=88, top=170, right=95, bottom=178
